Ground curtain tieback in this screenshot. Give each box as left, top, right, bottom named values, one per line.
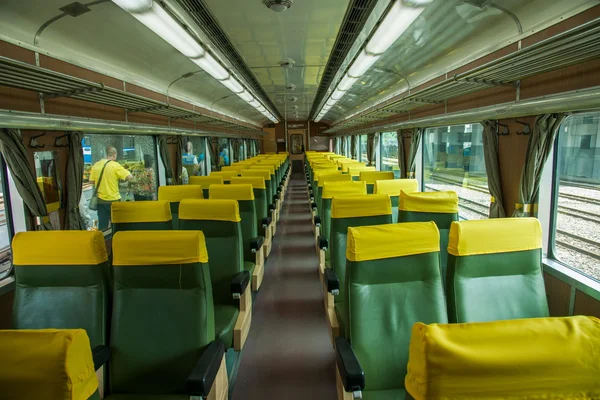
left=490, top=196, right=495, bottom=203
left=516, top=203, right=532, bottom=212
left=408, top=172, right=415, bottom=178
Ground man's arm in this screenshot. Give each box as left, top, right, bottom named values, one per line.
left=115, top=163, right=134, bottom=181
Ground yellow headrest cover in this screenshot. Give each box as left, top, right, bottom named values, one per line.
left=12, top=231, right=107, bottom=266
left=111, top=200, right=172, bottom=223
left=189, top=176, right=224, bottom=188
left=230, top=176, right=266, bottom=189
left=340, top=161, right=363, bottom=172
left=322, top=181, right=367, bottom=199
left=158, top=185, right=203, bottom=202
left=359, top=170, right=395, bottom=184
left=220, top=166, right=247, bottom=173
left=113, top=230, right=208, bottom=265
left=210, top=171, right=238, bottom=180
left=405, top=316, right=600, bottom=400
left=374, top=179, right=418, bottom=196
left=314, top=170, right=342, bottom=182
left=399, top=191, right=459, bottom=213
left=250, top=164, right=275, bottom=175
left=348, top=165, right=376, bottom=177
left=448, top=217, right=542, bottom=256
left=241, top=169, right=271, bottom=180
left=318, top=174, right=352, bottom=187
left=332, top=194, right=392, bottom=219
left=209, top=184, right=255, bottom=201
left=347, top=221, right=439, bottom=262
left=179, top=199, right=240, bottom=222
left=0, top=329, right=98, bottom=400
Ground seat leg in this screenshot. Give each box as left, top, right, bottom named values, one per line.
left=206, top=354, right=229, bottom=400
left=252, top=248, right=265, bottom=291
left=336, top=366, right=354, bottom=400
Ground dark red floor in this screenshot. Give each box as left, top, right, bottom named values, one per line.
left=231, top=174, right=336, bottom=399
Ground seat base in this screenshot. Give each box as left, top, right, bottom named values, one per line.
left=215, top=305, right=239, bottom=349
left=234, top=290, right=252, bottom=351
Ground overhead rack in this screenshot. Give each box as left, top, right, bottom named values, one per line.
left=0, top=56, right=264, bottom=135
left=328, top=17, right=600, bottom=133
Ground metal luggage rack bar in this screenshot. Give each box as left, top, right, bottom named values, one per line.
left=0, top=56, right=263, bottom=134
left=328, top=17, right=600, bottom=133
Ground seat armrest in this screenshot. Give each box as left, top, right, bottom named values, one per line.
left=92, top=345, right=110, bottom=371
left=273, top=193, right=280, bottom=202
left=313, top=216, right=321, bottom=227
left=311, top=201, right=318, bottom=211
left=186, top=340, right=226, bottom=397
left=335, top=337, right=365, bottom=394
left=324, top=268, right=339, bottom=295
left=317, top=235, right=328, bottom=250
left=268, top=203, right=276, bottom=212
left=262, top=216, right=273, bottom=228
left=250, top=236, right=265, bottom=253
left=231, top=270, right=250, bottom=297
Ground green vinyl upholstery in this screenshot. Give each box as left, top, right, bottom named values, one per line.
left=344, top=222, right=447, bottom=396
left=230, top=176, right=270, bottom=238
left=446, top=218, right=549, bottom=323
left=373, top=179, right=418, bottom=223
left=358, top=171, right=395, bottom=194
left=157, top=185, right=204, bottom=229
left=108, top=230, right=214, bottom=397
left=398, top=190, right=459, bottom=284
left=189, top=176, right=224, bottom=199
left=316, top=173, right=349, bottom=216
left=111, top=200, right=173, bottom=233
left=11, top=231, right=109, bottom=349
left=242, top=169, right=274, bottom=217
left=179, top=199, right=244, bottom=348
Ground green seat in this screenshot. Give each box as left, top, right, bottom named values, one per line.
left=358, top=170, right=395, bottom=194
left=12, top=231, right=109, bottom=349
left=348, top=165, right=375, bottom=181
left=249, top=165, right=277, bottom=205
left=398, top=190, right=459, bottom=283
left=210, top=184, right=265, bottom=290
left=373, top=179, right=418, bottom=223
left=179, top=199, right=251, bottom=351
left=326, top=194, right=393, bottom=337
left=243, top=169, right=276, bottom=223
left=446, top=218, right=550, bottom=323
left=157, top=185, right=203, bottom=229
left=310, top=165, right=338, bottom=202
left=313, top=171, right=345, bottom=215
left=189, top=175, right=224, bottom=199
left=108, top=231, right=227, bottom=399
left=210, top=170, right=238, bottom=184
left=230, top=176, right=271, bottom=238
left=335, top=222, right=447, bottom=398
left=111, top=200, right=172, bottom=233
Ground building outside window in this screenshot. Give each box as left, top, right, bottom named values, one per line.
left=0, top=157, right=13, bottom=280
left=359, top=135, right=368, bottom=163
left=551, top=112, right=600, bottom=282
left=380, top=132, right=400, bottom=177
left=422, top=123, right=489, bottom=220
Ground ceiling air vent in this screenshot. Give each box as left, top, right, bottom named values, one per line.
left=264, top=0, right=293, bottom=12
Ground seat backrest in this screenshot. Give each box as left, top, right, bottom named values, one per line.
left=158, top=185, right=204, bottom=228
left=249, top=165, right=276, bottom=199
left=230, top=176, right=268, bottom=235
left=210, top=184, right=258, bottom=262
left=189, top=176, right=224, bottom=198
left=348, top=165, right=376, bottom=180
left=241, top=169, right=272, bottom=205
left=12, top=231, right=109, bottom=348
left=210, top=170, right=238, bottom=183
left=359, top=171, right=395, bottom=193
left=317, top=174, right=352, bottom=214
left=405, top=316, right=600, bottom=399
left=0, top=329, right=98, bottom=400
left=321, top=181, right=367, bottom=245
left=346, top=222, right=447, bottom=392
left=374, top=179, right=418, bottom=222
left=330, top=194, right=392, bottom=305
left=111, top=200, right=172, bottom=233
left=110, top=230, right=213, bottom=395
left=399, top=191, right=459, bottom=281
left=179, top=199, right=243, bottom=307
left=446, top=218, right=549, bottom=323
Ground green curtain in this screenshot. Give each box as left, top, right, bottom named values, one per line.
left=231, top=138, right=240, bottom=162
left=407, top=128, right=422, bottom=178
left=157, top=135, right=173, bottom=184
left=366, top=133, right=379, bottom=166
left=482, top=121, right=506, bottom=218
left=245, top=139, right=251, bottom=159
left=208, top=138, right=219, bottom=171
left=65, top=131, right=86, bottom=230
left=174, top=136, right=185, bottom=185
left=254, top=139, right=260, bottom=156
left=351, top=135, right=358, bottom=160
left=0, top=128, right=52, bottom=230
left=340, top=136, right=346, bottom=156
left=513, top=113, right=567, bottom=217
left=397, top=130, right=407, bottom=179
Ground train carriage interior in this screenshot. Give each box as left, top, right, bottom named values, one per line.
left=1, top=0, right=600, bottom=399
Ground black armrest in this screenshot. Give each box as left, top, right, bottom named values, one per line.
left=318, top=235, right=328, bottom=250
left=335, top=337, right=365, bottom=394
left=186, top=340, right=226, bottom=397
left=324, top=268, right=339, bottom=294
left=250, top=236, right=265, bottom=253
left=311, top=201, right=318, bottom=211
left=262, top=216, right=272, bottom=228
left=273, top=193, right=280, bottom=202
left=313, top=216, right=321, bottom=226
left=92, top=345, right=109, bottom=371
left=268, top=203, right=276, bottom=212
left=231, top=270, right=250, bottom=297
left=277, top=187, right=282, bottom=194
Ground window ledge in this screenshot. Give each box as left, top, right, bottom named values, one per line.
left=0, top=275, right=15, bottom=296
left=543, top=257, right=600, bottom=302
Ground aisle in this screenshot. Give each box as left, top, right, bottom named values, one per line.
left=231, top=174, right=336, bottom=399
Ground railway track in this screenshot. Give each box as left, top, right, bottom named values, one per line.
left=556, top=229, right=600, bottom=261
left=560, top=192, right=600, bottom=206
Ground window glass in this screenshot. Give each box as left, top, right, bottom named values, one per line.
left=380, top=132, right=400, bottom=178
left=359, top=135, right=368, bottom=163
left=423, top=123, right=489, bottom=220
left=182, top=136, right=207, bottom=183
left=290, top=134, right=303, bottom=155
left=82, top=134, right=158, bottom=232
left=218, top=138, right=230, bottom=167
left=0, top=158, right=12, bottom=280
left=552, top=112, right=600, bottom=281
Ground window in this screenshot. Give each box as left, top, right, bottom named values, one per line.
left=82, top=134, right=158, bottom=232
left=422, top=123, right=489, bottom=220
left=0, top=157, right=13, bottom=280
left=359, top=135, right=368, bottom=163
left=218, top=138, right=230, bottom=167
left=380, top=132, right=400, bottom=178
left=550, top=112, right=600, bottom=282
left=290, top=134, right=303, bottom=155
left=182, top=136, right=207, bottom=181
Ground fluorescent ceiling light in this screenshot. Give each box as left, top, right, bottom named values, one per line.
left=192, top=53, right=229, bottom=80
left=366, top=1, right=426, bottom=55
left=338, top=75, right=359, bottom=91
left=237, top=90, right=254, bottom=102
left=347, top=50, right=380, bottom=78
left=220, top=77, right=244, bottom=94
left=331, top=88, right=345, bottom=101
left=112, top=0, right=152, bottom=13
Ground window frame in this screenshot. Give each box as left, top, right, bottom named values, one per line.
left=0, top=155, right=15, bottom=281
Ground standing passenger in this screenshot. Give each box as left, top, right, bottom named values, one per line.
left=89, top=146, right=133, bottom=230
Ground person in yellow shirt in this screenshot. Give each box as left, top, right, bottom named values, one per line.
left=89, top=146, right=133, bottom=230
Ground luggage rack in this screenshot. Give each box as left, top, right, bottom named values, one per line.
left=327, top=17, right=600, bottom=133
left=0, top=56, right=263, bottom=134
